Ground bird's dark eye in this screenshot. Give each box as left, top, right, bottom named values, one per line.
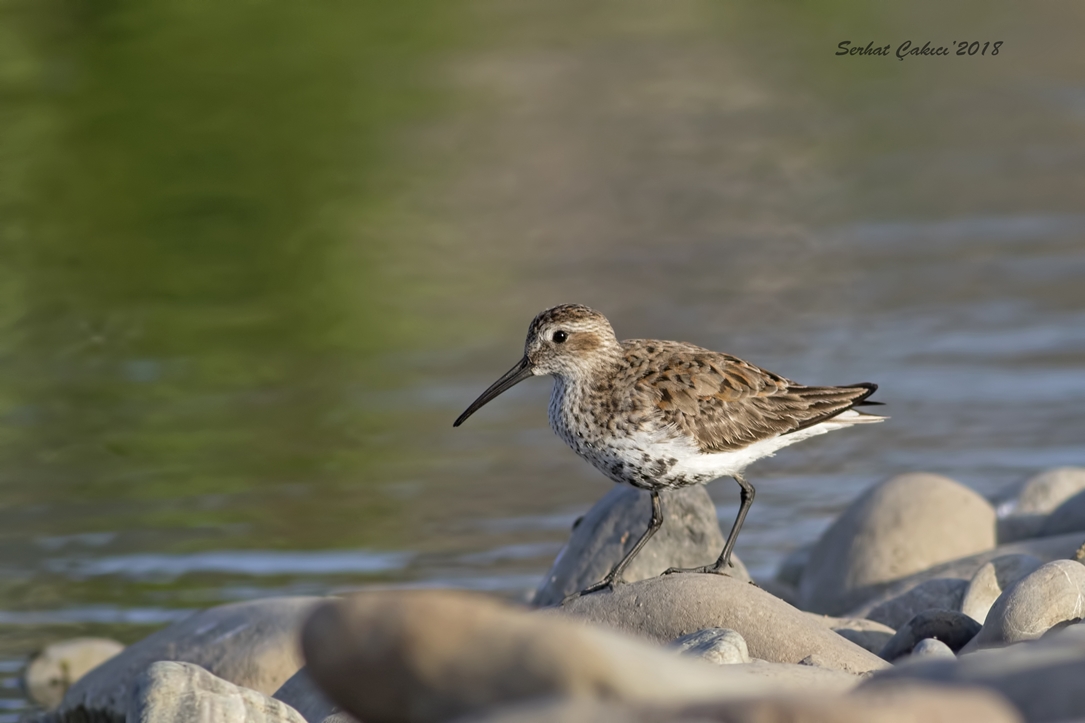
left=552, top=330, right=568, bottom=343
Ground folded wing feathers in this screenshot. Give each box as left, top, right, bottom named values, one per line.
left=634, top=348, right=880, bottom=454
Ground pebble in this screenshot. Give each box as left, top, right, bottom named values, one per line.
left=877, top=610, right=981, bottom=662
left=557, top=574, right=888, bottom=674
left=301, top=590, right=863, bottom=723
left=959, top=554, right=1044, bottom=625
left=23, top=637, right=124, bottom=710
left=51, top=597, right=320, bottom=722
left=129, top=661, right=307, bottom=723
left=533, top=485, right=746, bottom=607
left=668, top=628, right=749, bottom=665
left=799, top=473, right=996, bottom=615
left=962, top=559, right=1085, bottom=652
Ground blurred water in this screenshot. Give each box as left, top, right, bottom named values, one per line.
left=1, top=0, right=1085, bottom=714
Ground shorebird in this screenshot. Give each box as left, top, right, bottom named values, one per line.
left=454, top=304, right=884, bottom=595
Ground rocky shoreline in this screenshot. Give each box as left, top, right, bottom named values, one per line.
left=24, top=467, right=1085, bottom=723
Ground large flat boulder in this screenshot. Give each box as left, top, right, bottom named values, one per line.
left=556, top=574, right=887, bottom=675
left=799, top=473, right=996, bottom=615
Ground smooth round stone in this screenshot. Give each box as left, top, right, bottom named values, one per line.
left=130, top=661, right=307, bottom=723
left=908, top=637, right=956, bottom=659
left=24, top=637, right=125, bottom=710
left=799, top=473, right=996, bottom=615
left=668, top=628, right=749, bottom=665
left=1041, top=489, right=1085, bottom=537
left=54, top=597, right=321, bottom=723
left=996, top=467, right=1085, bottom=543
left=559, top=574, right=888, bottom=674
left=964, top=559, right=1085, bottom=652
left=856, top=578, right=968, bottom=630
left=533, top=485, right=746, bottom=607
left=878, top=610, right=981, bottom=662
left=959, top=554, right=1044, bottom=625
left=998, top=467, right=1085, bottom=516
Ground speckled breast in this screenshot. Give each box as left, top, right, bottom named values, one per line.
left=547, top=377, right=693, bottom=490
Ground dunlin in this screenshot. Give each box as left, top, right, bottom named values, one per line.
left=454, top=304, right=884, bottom=595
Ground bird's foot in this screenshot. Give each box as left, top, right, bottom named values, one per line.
left=662, top=561, right=737, bottom=577
left=561, top=575, right=623, bottom=605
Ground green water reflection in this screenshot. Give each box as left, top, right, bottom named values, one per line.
left=0, top=0, right=466, bottom=560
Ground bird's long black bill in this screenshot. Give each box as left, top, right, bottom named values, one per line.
left=453, top=356, right=535, bottom=427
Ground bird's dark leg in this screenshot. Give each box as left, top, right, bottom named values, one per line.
left=565, top=490, right=663, bottom=602
left=663, top=473, right=755, bottom=576
left=711, top=472, right=755, bottom=572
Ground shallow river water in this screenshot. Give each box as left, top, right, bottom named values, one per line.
left=1, top=0, right=1084, bottom=715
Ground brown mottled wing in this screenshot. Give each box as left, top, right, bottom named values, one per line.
left=623, top=340, right=878, bottom=453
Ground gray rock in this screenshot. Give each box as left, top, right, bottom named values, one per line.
left=804, top=615, right=896, bottom=656
left=853, top=578, right=968, bottom=630
left=997, top=467, right=1085, bottom=516
left=775, top=544, right=812, bottom=589
left=877, top=610, right=981, bottom=662
left=907, top=638, right=956, bottom=659
left=959, top=554, right=1044, bottom=625
left=799, top=473, right=996, bottom=615
left=128, top=661, right=307, bottom=723
left=557, top=574, right=888, bottom=674
left=829, top=531, right=1085, bottom=618
left=996, top=467, right=1085, bottom=543
left=863, top=621, right=1085, bottom=722
left=668, top=628, right=749, bottom=665
left=55, top=597, right=320, bottom=723
left=534, top=486, right=747, bottom=606
left=1041, top=489, right=1085, bottom=537
left=301, top=590, right=863, bottom=723
left=274, top=668, right=353, bottom=723
left=962, top=559, right=1085, bottom=652
left=24, top=637, right=125, bottom=710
